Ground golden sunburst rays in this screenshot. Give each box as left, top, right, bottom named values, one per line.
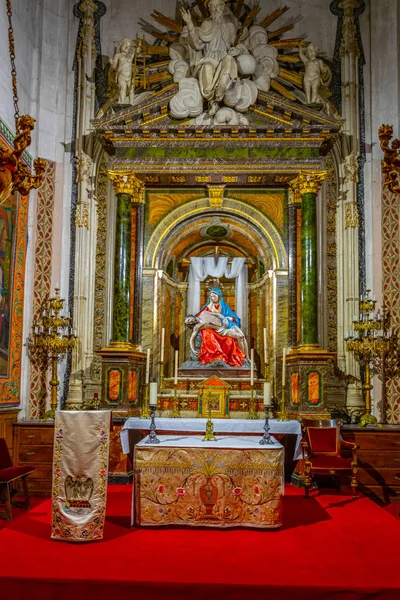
left=134, top=1, right=312, bottom=102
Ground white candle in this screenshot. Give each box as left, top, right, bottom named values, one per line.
left=174, top=350, right=178, bottom=385
left=263, top=327, right=268, bottom=364
left=145, top=348, right=150, bottom=384
left=149, top=382, right=158, bottom=406
left=282, top=347, right=287, bottom=386
left=160, top=328, right=165, bottom=363
left=250, top=349, right=254, bottom=386
left=263, top=382, right=272, bottom=406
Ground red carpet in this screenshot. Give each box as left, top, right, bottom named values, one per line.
left=1, top=484, right=400, bottom=600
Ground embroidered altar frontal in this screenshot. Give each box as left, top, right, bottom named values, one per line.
left=51, top=410, right=111, bottom=542
left=134, top=436, right=284, bottom=529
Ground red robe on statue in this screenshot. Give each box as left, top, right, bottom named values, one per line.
left=197, top=306, right=245, bottom=367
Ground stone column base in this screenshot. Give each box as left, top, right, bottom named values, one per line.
left=285, top=345, right=335, bottom=421
left=346, top=379, right=364, bottom=423
left=96, top=342, right=146, bottom=417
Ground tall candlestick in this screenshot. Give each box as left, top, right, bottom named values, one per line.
left=145, top=348, right=150, bottom=384
left=282, top=347, right=286, bottom=386
left=160, top=328, right=165, bottom=363
left=149, top=382, right=158, bottom=406
left=263, top=327, right=268, bottom=365
left=250, top=349, right=254, bottom=386
left=174, top=350, right=178, bottom=385
left=263, top=382, right=272, bottom=406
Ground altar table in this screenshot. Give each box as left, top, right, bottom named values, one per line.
left=133, top=435, right=284, bottom=529
left=121, top=417, right=302, bottom=459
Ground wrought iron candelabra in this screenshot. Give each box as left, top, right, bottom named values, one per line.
left=29, top=288, right=77, bottom=420
left=345, top=290, right=397, bottom=427
left=145, top=404, right=160, bottom=444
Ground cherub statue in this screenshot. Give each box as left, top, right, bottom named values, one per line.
left=299, top=43, right=332, bottom=105
left=109, top=38, right=135, bottom=104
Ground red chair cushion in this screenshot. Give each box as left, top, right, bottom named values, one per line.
left=0, top=439, right=12, bottom=470
left=0, top=466, right=35, bottom=483
left=308, top=427, right=338, bottom=453
left=310, top=455, right=353, bottom=470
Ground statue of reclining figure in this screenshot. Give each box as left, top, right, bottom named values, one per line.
left=185, top=313, right=249, bottom=360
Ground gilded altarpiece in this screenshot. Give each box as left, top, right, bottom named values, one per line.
left=0, top=136, right=30, bottom=405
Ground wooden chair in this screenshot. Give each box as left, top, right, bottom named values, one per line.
left=301, top=419, right=358, bottom=499
left=0, top=438, right=35, bottom=521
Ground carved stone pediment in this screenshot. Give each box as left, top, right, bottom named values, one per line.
left=92, top=87, right=343, bottom=153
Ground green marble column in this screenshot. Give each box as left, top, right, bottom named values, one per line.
left=113, top=192, right=132, bottom=342
left=108, top=171, right=145, bottom=346
left=300, top=192, right=318, bottom=345
left=290, top=172, right=326, bottom=348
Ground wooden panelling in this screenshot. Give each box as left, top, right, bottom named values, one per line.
left=342, top=426, right=400, bottom=503
left=14, top=422, right=54, bottom=497
left=0, top=409, right=19, bottom=459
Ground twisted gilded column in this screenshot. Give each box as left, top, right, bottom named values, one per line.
left=290, top=172, right=327, bottom=347
left=108, top=170, right=144, bottom=347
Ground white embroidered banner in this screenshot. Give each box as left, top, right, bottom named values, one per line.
left=51, top=410, right=111, bottom=542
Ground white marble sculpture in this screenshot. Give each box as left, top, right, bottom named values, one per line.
left=299, top=42, right=332, bottom=105
left=169, top=0, right=279, bottom=124
left=248, top=26, right=279, bottom=93
left=109, top=38, right=135, bottom=104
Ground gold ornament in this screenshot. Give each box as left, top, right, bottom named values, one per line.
left=108, top=170, right=145, bottom=202
left=289, top=171, right=327, bottom=196
left=378, top=124, right=400, bottom=195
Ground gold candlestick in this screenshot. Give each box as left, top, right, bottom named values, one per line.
left=345, top=290, right=397, bottom=427
left=28, top=288, right=77, bottom=420
left=277, top=386, right=289, bottom=421
left=140, top=383, right=151, bottom=418
left=171, top=385, right=180, bottom=418
left=159, top=360, right=164, bottom=392
left=202, top=400, right=217, bottom=441
left=247, top=386, right=257, bottom=419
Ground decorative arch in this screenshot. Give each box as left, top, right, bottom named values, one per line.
left=145, top=195, right=287, bottom=272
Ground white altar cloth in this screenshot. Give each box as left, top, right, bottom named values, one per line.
left=120, top=417, right=302, bottom=458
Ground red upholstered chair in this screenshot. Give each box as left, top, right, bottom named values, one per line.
left=301, top=419, right=358, bottom=499
left=0, top=438, right=35, bottom=521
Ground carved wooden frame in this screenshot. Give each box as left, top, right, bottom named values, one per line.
left=0, top=136, right=28, bottom=405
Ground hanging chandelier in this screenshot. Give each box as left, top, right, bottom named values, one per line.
left=0, top=0, right=46, bottom=204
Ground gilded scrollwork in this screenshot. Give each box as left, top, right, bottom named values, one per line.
left=378, top=124, right=400, bottom=195
left=345, top=202, right=359, bottom=229
left=325, top=153, right=338, bottom=355
left=91, top=160, right=108, bottom=381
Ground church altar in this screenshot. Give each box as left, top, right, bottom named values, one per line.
left=133, top=435, right=284, bottom=529
left=120, top=417, right=302, bottom=459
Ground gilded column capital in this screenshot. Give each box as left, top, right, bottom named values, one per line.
left=108, top=170, right=145, bottom=203
left=290, top=171, right=327, bottom=196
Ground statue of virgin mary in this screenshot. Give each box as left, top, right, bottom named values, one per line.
left=196, top=288, right=248, bottom=366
